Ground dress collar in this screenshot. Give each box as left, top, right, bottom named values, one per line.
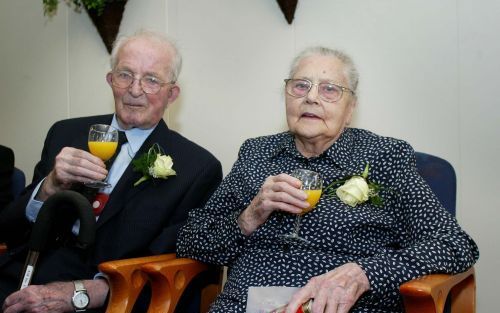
left=271, top=128, right=355, bottom=169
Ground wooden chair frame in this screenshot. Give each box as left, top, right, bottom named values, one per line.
left=400, top=267, right=475, bottom=313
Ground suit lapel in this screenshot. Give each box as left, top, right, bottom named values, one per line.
left=96, top=120, right=170, bottom=228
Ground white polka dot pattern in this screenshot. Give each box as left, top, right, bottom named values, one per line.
left=177, top=128, right=479, bottom=313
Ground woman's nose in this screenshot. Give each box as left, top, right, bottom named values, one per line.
left=305, top=85, right=320, bottom=104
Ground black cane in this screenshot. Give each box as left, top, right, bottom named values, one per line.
left=19, top=190, right=96, bottom=289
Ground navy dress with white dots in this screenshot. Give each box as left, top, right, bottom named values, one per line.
left=177, top=128, right=479, bottom=313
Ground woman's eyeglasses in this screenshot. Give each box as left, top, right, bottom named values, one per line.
left=284, top=78, right=355, bottom=103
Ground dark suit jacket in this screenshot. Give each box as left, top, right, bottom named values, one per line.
left=0, top=145, right=14, bottom=213
left=0, top=114, right=222, bottom=296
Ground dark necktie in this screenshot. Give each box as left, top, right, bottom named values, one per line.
left=106, top=130, right=128, bottom=168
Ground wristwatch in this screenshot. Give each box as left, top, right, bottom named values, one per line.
left=71, top=280, right=90, bottom=312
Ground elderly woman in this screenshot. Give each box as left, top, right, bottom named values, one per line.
left=177, top=47, right=479, bottom=313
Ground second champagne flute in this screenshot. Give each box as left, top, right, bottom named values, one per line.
left=85, top=124, right=118, bottom=188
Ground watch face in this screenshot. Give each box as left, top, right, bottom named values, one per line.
left=73, top=291, right=90, bottom=309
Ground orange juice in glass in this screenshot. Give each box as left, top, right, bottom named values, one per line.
left=88, top=141, right=118, bottom=161
left=302, top=189, right=322, bottom=214
left=85, top=124, right=119, bottom=188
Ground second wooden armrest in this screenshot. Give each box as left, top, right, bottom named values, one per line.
left=400, top=267, right=476, bottom=313
left=99, top=253, right=177, bottom=313
left=140, top=257, right=221, bottom=313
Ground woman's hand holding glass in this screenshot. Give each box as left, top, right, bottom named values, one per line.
left=237, top=174, right=310, bottom=236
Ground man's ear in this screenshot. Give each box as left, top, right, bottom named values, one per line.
left=106, top=72, right=113, bottom=86
left=167, top=85, right=180, bottom=105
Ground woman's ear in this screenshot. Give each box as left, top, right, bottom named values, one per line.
left=345, top=98, right=357, bottom=126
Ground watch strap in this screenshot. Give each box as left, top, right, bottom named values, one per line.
left=73, top=280, right=86, bottom=292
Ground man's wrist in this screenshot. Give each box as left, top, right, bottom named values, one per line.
left=36, top=174, right=59, bottom=201
left=86, top=278, right=110, bottom=309
left=72, top=280, right=90, bottom=312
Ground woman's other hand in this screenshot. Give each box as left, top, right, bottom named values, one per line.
left=286, top=263, right=370, bottom=313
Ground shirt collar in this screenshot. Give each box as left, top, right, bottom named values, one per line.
left=111, top=115, right=156, bottom=155
left=271, top=128, right=355, bottom=169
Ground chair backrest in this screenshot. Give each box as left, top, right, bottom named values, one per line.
left=407, top=153, right=471, bottom=313
left=415, top=152, right=456, bottom=216
left=11, top=167, right=26, bottom=199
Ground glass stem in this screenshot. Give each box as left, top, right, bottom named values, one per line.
left=293, top=215, right=303, bottom=236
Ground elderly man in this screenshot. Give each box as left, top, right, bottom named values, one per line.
left=0, top=30, right=222, bottom=313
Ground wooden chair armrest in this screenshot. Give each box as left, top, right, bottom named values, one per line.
left=140, top=257, right=221, bottom=313
left=400, top=267, right=475, bottom=313
left=99, top=253, right=177, bottom=313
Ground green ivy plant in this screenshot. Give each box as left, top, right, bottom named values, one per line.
left=43, top=0, right=114, bottom=17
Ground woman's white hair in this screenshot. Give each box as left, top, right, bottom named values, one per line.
left=288, top=46, right=359, bottom=93
left=110, top=29, right=182, bottom=82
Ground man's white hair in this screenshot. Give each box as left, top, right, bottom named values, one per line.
left=110, top=29, right=182, bottom=82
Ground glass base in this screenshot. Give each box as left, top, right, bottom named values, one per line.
left=280, top=233, right=310, bottom=244
left=84, top=180, right=111, bottom=188
left=279, top=214, right=310, bottom=244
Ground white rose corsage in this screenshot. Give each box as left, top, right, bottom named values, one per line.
left=132, top=143, right=176, bottom=186
left=324, top=163, right=386, bottom=207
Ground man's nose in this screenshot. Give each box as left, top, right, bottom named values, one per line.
left=128, top=78, right=144, bottom=96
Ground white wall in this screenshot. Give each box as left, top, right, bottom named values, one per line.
left=457, top=0, right=500, bottom=305
left=0, top=0, right=498, bottom=311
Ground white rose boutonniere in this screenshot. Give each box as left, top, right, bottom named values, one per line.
left=336, top=176, right=370, bottom=207
left=132, top=143, right=176, bottom=186
left=149, top=154, right=176, bottom=179
left=324, top=163, right=387, bottom=207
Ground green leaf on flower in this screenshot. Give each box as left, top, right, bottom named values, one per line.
left=132, top=151, right=157, bottom=176
left=362, top=162, right=370, bottom=179
left=323, top=179, right=347, bottom=199
left=370, top=195, right=383, bottom=206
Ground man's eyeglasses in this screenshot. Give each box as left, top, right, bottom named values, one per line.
left=110, top=71, right=173, bottom=95
left=284, top=78, right=355, bottom=103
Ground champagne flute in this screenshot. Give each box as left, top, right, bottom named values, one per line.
left=84, top=124, right=118, bottom=188
left=283, top=169, right=323, bottom=242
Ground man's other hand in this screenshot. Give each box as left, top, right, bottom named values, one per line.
left=2, top=279, right=109, bottom=313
